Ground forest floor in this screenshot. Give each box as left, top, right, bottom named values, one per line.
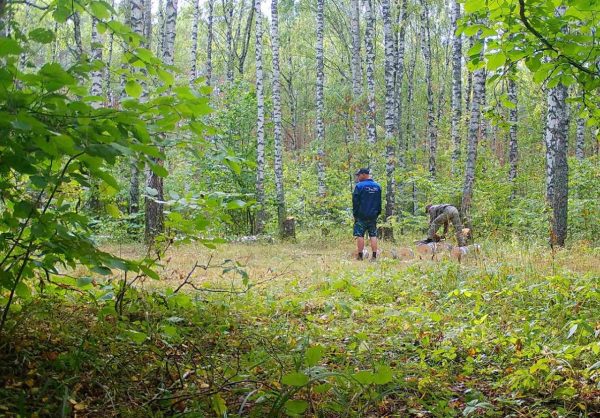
left=1, top=239, right=599, bottom=417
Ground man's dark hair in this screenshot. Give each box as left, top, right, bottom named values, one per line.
left=425, top=204, right=432, bottom=214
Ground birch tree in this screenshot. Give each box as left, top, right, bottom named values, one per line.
left=146, top=0, right=178, bottom=241
left=128, top=0, right=144, bottom=215
left=396, top=0, right=408, bottom=167
left=450, top=0, right=462, bottom=173
left=420, top=2, right=436, bottom=177
left=460, top=37, right=485, bottom=230
left=545, top=83, right=569, bottom=246
left=364, top=0, right=376, bottom=144
left=190, top=0, right=200, bottom=82
left=576, top=112, right=585, bottom=160
left=508, top=78, right=518, bottom=198
left=316, top=0, right=326, bottom=196
left=206, top=0, right=214, bottom=86
left=224, top=0, right=234, bottom=83
left=254, top=0, right=266, bottom=233
left=350, top=0, right=362, bottom=142
left=382, top=0, right=396, bottom=220
left=90, top=19, right=103, bottom=107
left=271, top=0, right=286, bottom=236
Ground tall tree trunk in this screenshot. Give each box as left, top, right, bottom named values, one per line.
left=145, top=0, right=178, bottom=242
left=508, top=78, right=518, bottom=199
left=420, top=2, right=436, bottom=177
left=104, top=0, right=116, bottom=106
left=545, top=83, right=569, bottom=247
left=364, top=0, right=376, bottom=144
left=460, top=37, right=485, bottom=231
left=315, top=0, right=326, bottom=197
left=465, top=37, right=474, bottom=124
left=129, top=0, right=145, bottom=216
left=72, top=12, right=83, bottom=60
left=576, top=111, right=585, bottom=160
left=254, top=0, right=266, bottom=233
left=396, top=0, right=408, bottom=168
left=156, top=0, right=164, bottom=56
left=271, top=0, right=287, bottom=237
left=382, top=0, right=396, bottom=220
left=143, top=0, right=152, bottom=45
left=190, top=0, right=200, bottom=82
left=450, top=0, right=462, bottom=174
left=236, top=2, right=255, bottom=76
left=350, top=0, right=362, bottom=142
left=224, top=0, right=234, bottom=83
left=206, top=0, right=214, bottom=86
left=90, top=20, right=103, bottom=106
left=406, top=47, right=418, bottom=215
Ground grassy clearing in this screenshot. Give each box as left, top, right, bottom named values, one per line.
left=1, top=240, right=599, bottom=417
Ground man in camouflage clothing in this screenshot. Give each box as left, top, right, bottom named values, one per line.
left=423, top=204, right=466, bottom=247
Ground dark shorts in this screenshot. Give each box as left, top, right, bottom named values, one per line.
left=353, top=219, right=377, bottom=238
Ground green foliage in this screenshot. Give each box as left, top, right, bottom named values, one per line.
left=0, top=2, right=213, bottom=331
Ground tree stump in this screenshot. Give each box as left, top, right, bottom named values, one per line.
left=377, top=226, right=394, bottom=241
left=282, top=216, right=296, bottom=239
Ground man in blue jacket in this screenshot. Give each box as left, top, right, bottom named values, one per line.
left=352, top=168, right=382, bottom=260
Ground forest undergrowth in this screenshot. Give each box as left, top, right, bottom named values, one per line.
left=0, top=240, right=599, bottom=417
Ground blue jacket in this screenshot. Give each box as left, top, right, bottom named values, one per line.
left=352, top=179, right=382, bottom=220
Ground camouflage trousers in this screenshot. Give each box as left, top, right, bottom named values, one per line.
left=428, top=206, right=466, bottom=247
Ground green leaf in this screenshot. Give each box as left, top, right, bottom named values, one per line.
left=226, top=199, right=246, bottom=210
left=90, top=1, right=112, bottom=19
left=122, top=330, right=148, bottom=344
left=76, top=277, right=94, bottom=288
left=106, top=203, right=121, bottom=219
left=210, top=394, right=227, bottom=416
left=305, top=345, right=325, bottom=367
left=29, top=28, right=55, bottom=44
left=284, top=400, right=308, bottom=415
left=149, top=162, right=168, bottom=178
left=15, top=282, right=31, bottom=299
left=157, top=69, right=174, bottom=86
left=125, top=80, right=143, bottom=98
left=464, top=0, right=486, bottom=14
left=486, top=52, right=506, bottom=71
left=352, top=370, right=374, bottom=385
left=140, top=265, right=160, bottom=280
left=372, top=365, right=393, bottom=385
left=0, top=38, right=23, bottom=56
left=281, top=372, right=310, bottom=387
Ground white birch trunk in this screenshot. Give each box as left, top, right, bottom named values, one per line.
left=206, top=0, right=214, bottom=86
left=254, top=0, right=266, bottom=233
left=129, top=0, right=144, bottom=216
left=364, top=0, right=376, bottom=144
left=190, top=0, right=200, bottom=82
left=460, top=37, right=485, bottom=230
left=508, top=78, right=518, bottom=200
left=576, top=112, right=585, bottom=160
left=225, top=0, right=234, bottom=83
left=450, top=0, right=462, bottom=174
left=420, top=2, right=436, bottom=177
left=396, top=0, right=408, bottom=168
left=146, top=0, right=178, bottom=241
left=382, top=0, right=396, bottom=219
left=90, top=19, right=103, bottom=109
left=545, top=83, right=569, bottom=246
left=350, top=0, right=362, bottom=142
left=271, top=0, right=286, bottom=236
left=316, top=0, right=326, bottom=197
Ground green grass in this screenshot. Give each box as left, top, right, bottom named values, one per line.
left=1, top=240, right=599, bottom=417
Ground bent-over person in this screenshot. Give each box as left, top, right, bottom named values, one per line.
left=424, top=204, right=466, bottom=247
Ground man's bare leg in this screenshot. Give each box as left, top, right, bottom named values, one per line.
left=357, top=237, right=365, bottom=259
left=370, top=237, right=378, bottom=258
